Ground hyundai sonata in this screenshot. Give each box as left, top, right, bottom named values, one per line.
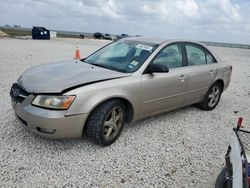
left=10, top=38, right=232, bottom=146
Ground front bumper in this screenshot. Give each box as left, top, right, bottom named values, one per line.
left=11, top=94, right=87, bottom=139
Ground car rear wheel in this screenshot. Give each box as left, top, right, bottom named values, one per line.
left=86, top=100, right=125, bottom=146
left=199, top=82, right=222, bottom=111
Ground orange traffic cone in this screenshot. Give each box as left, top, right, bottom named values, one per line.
left=75, top=46, right=81, bottom=60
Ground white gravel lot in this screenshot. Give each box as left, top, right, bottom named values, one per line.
left=0, top=38, right=250, bottom=188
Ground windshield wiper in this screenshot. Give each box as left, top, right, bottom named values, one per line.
left=86, top=61, right=125, bottom=73
left=83, top=59, right=108, bottom=69
left=90, top=63, right=109, bottom=69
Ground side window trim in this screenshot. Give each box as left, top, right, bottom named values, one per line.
left=205, top=48, right=208, bottom=64
left=143, top=42, right=184, bottom=74
left=181, top=42, right=188, bottom=67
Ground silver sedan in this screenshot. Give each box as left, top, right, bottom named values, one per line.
left=10, top=38, right=232, bottom=146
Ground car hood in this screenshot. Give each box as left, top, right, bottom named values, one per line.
left=17, top=60, right=131, bottom=93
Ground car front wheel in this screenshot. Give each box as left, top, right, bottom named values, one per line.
left=86, top=100, right=125, bottom=146
left=199, top=82, right=222, bottom=111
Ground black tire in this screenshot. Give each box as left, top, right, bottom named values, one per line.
left=86, top=100, right=125, bottom=146
left=215, top=167, right=232, bottom=188
left=199, top=82, right=222, bottom=111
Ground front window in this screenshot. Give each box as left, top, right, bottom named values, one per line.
left=151, top=43, right=183, bottom=69
left=84, top=40, right=158, bottom=73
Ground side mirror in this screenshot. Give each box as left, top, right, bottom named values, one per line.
left=145, top=64, right=169, bottom=74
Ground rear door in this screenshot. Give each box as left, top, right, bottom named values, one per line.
left=140, top=43, right=188, bottom=116
left=183, top=43, right=218, bottom=103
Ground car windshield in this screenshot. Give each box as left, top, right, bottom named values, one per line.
left=84, top=40, right=158, bottom=73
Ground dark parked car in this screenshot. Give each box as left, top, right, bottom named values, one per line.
left=32, top=26, right=50, bottom=40
left=122, top=34, right=128, bottom=37
left=93, top=32, right=103, bottom=39
left=116, top=33, right=129, bottom=40
left=93, top=32, right=112, bottom=40
left=79, top=34, right=84, bottom=39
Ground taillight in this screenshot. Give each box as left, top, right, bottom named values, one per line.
left=237, top=117, right=243, bottom=128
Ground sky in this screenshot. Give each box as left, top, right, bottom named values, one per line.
left=0, top=0, right=250, bottom=44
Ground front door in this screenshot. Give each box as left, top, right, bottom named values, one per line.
left=140, top=43, right=188, bottom=116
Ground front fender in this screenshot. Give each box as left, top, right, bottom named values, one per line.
left=64, top=76, right=141, bottom=118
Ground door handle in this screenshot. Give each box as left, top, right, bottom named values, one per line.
left=209, top=70, right=214, bottom=76
left=178, top=75, right=186, bottom=82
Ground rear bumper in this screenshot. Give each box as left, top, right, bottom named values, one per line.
left=223, top=73, right=231, bottom=92
left=11, top=97, right=87, bottom=138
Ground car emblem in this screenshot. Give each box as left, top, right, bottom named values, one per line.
left=12, top=89, right=20, bottom=97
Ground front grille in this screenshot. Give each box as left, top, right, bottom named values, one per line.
left=10, top=83, right=30, bottom=104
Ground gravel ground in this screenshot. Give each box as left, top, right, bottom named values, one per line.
left=0, top=38, right=250, bottom=188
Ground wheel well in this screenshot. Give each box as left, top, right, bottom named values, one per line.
left=215, top=79, right=224, bottom=91
left=117, top=98, right=134, bottom=123
left=89, top=98, right=134, bottom=123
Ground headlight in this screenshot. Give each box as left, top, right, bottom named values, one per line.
left=32, top=95, right=76, bottom=110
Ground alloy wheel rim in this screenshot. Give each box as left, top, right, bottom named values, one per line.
left=208, top=85, right=220, bottom=108
left=103, top=106, right=123, bottom=141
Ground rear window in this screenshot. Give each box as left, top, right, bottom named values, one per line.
left=186, top=44, right=206, bottom=65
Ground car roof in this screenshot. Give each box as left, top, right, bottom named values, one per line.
left=122, top=37, right=205, bottom=46
left=122, top=37, right=166, bottom=44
